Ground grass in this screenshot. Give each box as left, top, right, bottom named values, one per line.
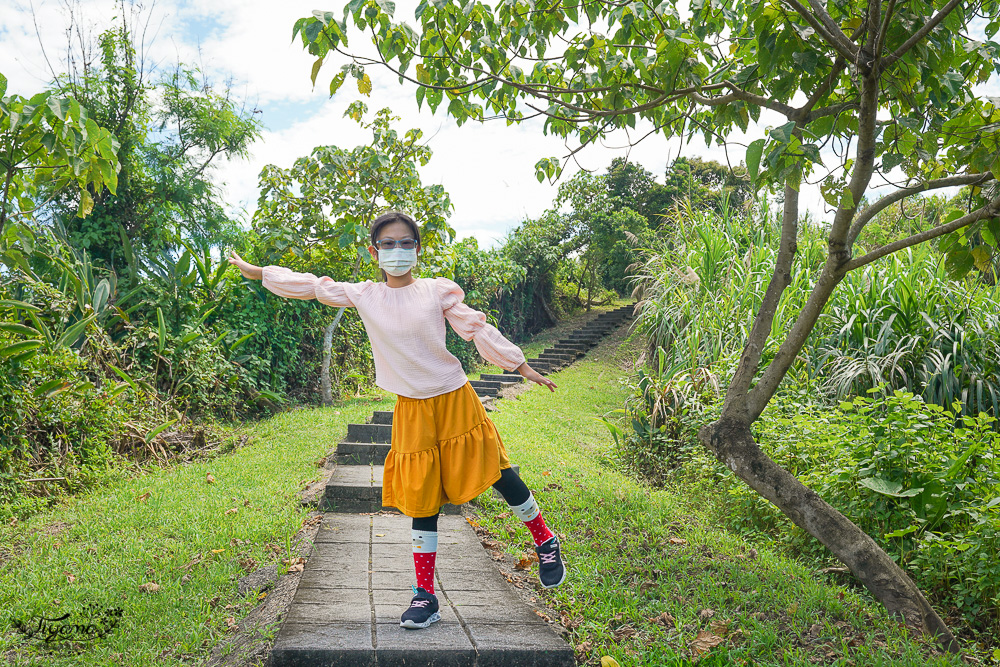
left=470, top=324, right=963, bottom=667
left=0, top=394, right=393, bottom=665
left=0, top=301, right=961, bottom=666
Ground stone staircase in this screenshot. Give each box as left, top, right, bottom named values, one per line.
left=269, top=304, right=634, bottom=667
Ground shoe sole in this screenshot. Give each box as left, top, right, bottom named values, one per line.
left=540, top=559, right=567, bottom=589
left=400, top=612, right=441, bottom=629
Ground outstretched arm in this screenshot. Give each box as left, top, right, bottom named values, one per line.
left=228, top=251, right=356, bottom=308
left=438, top=278, right=557, bottom=392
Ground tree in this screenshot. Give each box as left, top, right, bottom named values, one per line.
left=38, top=6, right=261, bottom=268
left=0, top=72, right=120, bottom=275
left=556, top=170, right=649, bottom=300
left=662, top=157, right=753, bottom=214
left=252, top=101, right=454, bottom=403
left=293, top=0, right=1000, bottom=650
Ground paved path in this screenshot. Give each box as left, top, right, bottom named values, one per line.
left=268, top=305, right=634, bottom=666
left=272, top=514, right=572, bottom=667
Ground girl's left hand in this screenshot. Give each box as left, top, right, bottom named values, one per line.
left=516, top=362, right=557, bottom=391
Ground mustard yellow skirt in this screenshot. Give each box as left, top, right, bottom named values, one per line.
left=382, top=381, right=511, bottom=518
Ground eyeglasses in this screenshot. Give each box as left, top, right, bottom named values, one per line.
left=375, top=238, right=417, bottom=250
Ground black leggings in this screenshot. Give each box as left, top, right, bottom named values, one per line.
left=410, top=467, right=532, bottom=531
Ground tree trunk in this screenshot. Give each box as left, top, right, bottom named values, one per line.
left=698, top=417, right=960, bottom=653
left=320, top=306, right=347, bottom=406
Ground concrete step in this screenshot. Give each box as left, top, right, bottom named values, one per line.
left=479, top=373, right=523, bottom=384
left=552, top=342, right=589, bottom=351
left=347, top=423, right=392, bottom=444
left=321, top=465, right=463, bottom=514
left=322, top=464, right=522, bottom=509
left=335, top=441, right=391, bottom=465
left=371, top=411, right=393, bottom=425
left=537, top=352, right=574, bottom=361
left=271, top=513, right=574, bottom=667
left=472, top=384, right=499, bottom=397
left=469, top=379, right=502, bottom=391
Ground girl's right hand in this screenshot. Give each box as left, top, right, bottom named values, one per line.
left=228, top=251, right=263, bottom=281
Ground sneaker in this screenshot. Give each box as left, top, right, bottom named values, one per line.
left=535, top=535, right=566, bottom=588
left=399, top=586, right=441, bottom=629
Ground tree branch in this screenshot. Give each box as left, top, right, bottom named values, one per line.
left=846, top=173, right=995, bottom=246
left=879, top=0, right=964, bottom=71
left=781, top=0, right=859, bottom=61
left=847, top=194, right=1000, bottom=271
left=722, top=175, right=801, bottom=421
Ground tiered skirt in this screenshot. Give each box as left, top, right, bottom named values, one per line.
left=382, top=381, right=511, bottom=517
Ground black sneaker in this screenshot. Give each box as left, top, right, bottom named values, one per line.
left=535, top=535, right=566, bottom=588
left=399, top=586, right=441, bottom=629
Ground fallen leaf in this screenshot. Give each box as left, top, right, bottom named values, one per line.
left=690, top=630, right=725, bottom=656
left=375, top=534, right=385, bottom=537
left=211, top=549, right=225, bottom=554
left=136, top=492, right=151, bottom=503
left=206, top=472, right=216, bottom=484
left=138, top=582, right=159, bottom=593
left=514, top=557, right=532, bottom=570
left=64, top=572, right=76, bottom=583
left=225, top=616, right=237, bottom=630
left=709, top=620, right=730, bottom=636
left=649, top=611, right=674, bottom=626
left=613, top=625, right=637, bottom=639
left=542, top=470, right=551, bottom=476
left=258, top=592, right=267, bottom=600
left=786, top=602, right=799, bottom=614
left=601, top=657, right=621, bottom=667
left=668, top=537, right=688, bottom=545
left=698, top=608, right=716, bottom=619
left=224, top=508, right=238, bottom=515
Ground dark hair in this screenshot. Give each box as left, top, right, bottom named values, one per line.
left=369, top=210, right=421, bottom=281
left=370, top=210, right=421, bottom=247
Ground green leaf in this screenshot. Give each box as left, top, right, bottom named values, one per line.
left=0, top=72, right=7, bottom=98
left=769, top=121, right=796, bottom=144
left=145, top=418, right=178, bottom=443
left=0, top=321, right=40, bottom=337
left=56, top=314, right=96, bottom=348
left=358, top=73, right=372, bottom=95
left=107, top=363, right=138, bottom=393
left=311, top=57, right=325, bottom=87
left=746, top=138, right=765, bottom=183
left=156, top=307, right=167, bottom=354
left=0, top=340, right=42, bottom=358
left=945, top=248, right=975, bottom=279
left=0, top=299, right=41, bottom=312
left=859, top=477, right=923, bottom=497
left=33, top=378, right=73, bottom=398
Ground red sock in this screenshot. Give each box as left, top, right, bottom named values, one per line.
left=525, top=513, right=555, bottom=547
left=413, top=551, right=436, bottom=594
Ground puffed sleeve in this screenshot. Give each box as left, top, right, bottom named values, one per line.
left=260, top=265, right=357, bottom=308
left=437, top=277, right=526, bottom=372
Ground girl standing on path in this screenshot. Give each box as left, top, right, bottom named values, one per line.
left=228, top=210, right=566, bottom=630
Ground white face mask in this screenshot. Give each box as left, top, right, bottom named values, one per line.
left=378, top=247, right=418, bottom=277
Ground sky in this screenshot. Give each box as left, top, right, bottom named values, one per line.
left=2, top=0, right=996, bottom=249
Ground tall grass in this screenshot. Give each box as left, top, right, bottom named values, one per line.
left=630, top=202, right=1000, bottom=419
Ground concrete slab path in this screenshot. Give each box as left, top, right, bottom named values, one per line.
left=270, top=513, right=574, bottom=667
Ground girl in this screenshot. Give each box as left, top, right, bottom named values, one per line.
left=227, top=210, right=566, bottom=630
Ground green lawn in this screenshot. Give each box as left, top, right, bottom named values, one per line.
left=0, top=304, right=961, bottom=666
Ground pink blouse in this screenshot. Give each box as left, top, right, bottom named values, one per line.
left=260, top=265, right=526, bottom=399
